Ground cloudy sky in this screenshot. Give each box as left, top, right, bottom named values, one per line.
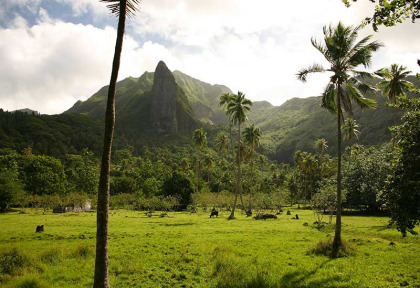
left=1, top=0, right=419, bottom=114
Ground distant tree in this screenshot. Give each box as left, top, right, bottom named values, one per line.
left=162, top=171, right=194, bottom=208
left=95, top=1, right=140, bottom=287
left=243, top=124, right=262, bottom=193
left=192, top=128, right=207, bottom=192
left=226, top=91, right=252, bottom=220
left=110, top=176, right=137, bottom=195
left=0, top=171, right=24, bottom=212
left=315, top=138, right=328, bottom=155
left=386, top=97, right=420, bottom=236
left=297, top=22, right=381, bottom=257
left=343, top=0, right=420, bottom=31
left=203, top=154, right=215, bottom=185
left=216, top=132, right=229, bottom=155
left=342, top=118, right=361, bottom=141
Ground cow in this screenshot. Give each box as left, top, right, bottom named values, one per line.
left=36, top=225, right=44, bottom=233
left=210, top=211, right=219, bottom=218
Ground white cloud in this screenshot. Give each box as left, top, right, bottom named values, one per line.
left=0, top=0, right=419, bottom=114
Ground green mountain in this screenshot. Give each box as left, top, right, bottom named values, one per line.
left=2, top=62, right=418, bottom=164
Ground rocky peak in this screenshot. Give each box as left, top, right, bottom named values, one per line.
left=150, top=61, right=179, bottom=135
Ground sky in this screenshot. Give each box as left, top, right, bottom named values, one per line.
left=0, top=0, right=419, bottom=115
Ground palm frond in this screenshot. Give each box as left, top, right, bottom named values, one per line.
left=296, top=64, right=325, bottom=82
left=101, top=0, right=140, bottom=18
left=345, top=82, right=377, bottom=110
left=321, top=83, right=337, bottom=113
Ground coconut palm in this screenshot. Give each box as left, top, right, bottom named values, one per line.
left=203, top=154, right=215, bottom=185
left=342, top=118, right=361, bottom=141
left=94, top=1, right=139, bottom=287
left=297, top=22, right=381, bottom=257
left=243, top=124, right=262, bottom=192
left=315, top=138, right=328, bottom=154
left=216, top=132, right=229, bottom=155
left=192, top=128, right=207, bottom=193
left=226, top=91, right=252, bottom=219
left=375, top=64, right=418, bottom=104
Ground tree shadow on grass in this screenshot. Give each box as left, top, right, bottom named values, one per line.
left=279, top=259, right=351, bottom=288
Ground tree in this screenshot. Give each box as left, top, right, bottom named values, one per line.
left=192, top=128, right=207, bottom=192
left=315, top=138, right=328, bottom=154
left=376, top=64, right=418, bottom=104
left=203, top=154, right=214, bottom=185
left=342, top=118, right=361, bottom=141
left=343, top=0, right=420, bottom=31
left=162, top=171, right=194, bottom=209
left=216, top=132, right=229, bottom=155
left=386, top=97, right=420, bottom=236
left=243, top=124, right=262, bottom=214
left=297, top=22, right=381, bottom=257
left=94, top=1, right=139, bottom=287
left=0, top=171, right=24, bottom=212
left=226, top=91, right=252, bottom=219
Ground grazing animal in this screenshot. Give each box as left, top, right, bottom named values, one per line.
left=254, top=213, right=277, bottom=220
left=286, top=210, right=291, bottom=215
left=296, top=214, right=299, bottom=220
left=36, top=225, right=44, bottom=233
left=210, top=211, right=219, bottom=218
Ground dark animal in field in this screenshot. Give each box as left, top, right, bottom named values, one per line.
left=246, top=210, right=253, bottom=217
left=210, top=211, right=219, bottom=218
left=254, top=213, right=277, bottom=220
left=303, top=222, right=308, bottom=226
left=292, top=214, right=299, bottom=220
left=36, top=225, right=44, bottom=233
left=286, top=210, right=291, bottom=215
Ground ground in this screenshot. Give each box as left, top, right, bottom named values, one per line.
left=0, top=208, right=419, bottom=288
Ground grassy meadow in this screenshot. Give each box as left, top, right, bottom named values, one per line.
left=0, top=208, right=419, bottom=288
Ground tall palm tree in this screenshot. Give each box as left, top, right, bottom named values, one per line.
left=342, top=118, right=361, bottom=141
left=192, top=128, right=207, bottom=193
left=226, top=91, right=252, bottom=219
left=297, top=22, right=381, bottom=257
left=94, top=1, right=139, bottom=287
left=203, top=154, right=215, bottom=185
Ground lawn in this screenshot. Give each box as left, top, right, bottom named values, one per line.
left=0, top=208, right=419, bottom=288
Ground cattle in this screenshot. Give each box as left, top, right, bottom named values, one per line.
left=36, top=225, right=44, bottom=233
left=210, top=211, right=219, bottom=218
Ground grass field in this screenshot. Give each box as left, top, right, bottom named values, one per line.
left=0, top=208, right=419, bottom=288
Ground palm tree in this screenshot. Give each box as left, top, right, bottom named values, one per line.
left=342, top=118, right=361, bottom=141
left=203, top=154, right=215, bottom=185
left=375, top=64, right=417, bottom=104
left=297, top=22, right=381, bottom=257
left=226, top=91, right=252, bottom=219
left=243, top=124, right=262, bottom=200
left=94, top=1, right=139, bottom=287
left=375, top=64, right=419, bottom=126
left=315, top=138, right=328, bottom=154
left=192, top=128, right=207, bottom=193
left=243, top=124, right=262, bottom=214
left=216, top=132, right=229, bottom=155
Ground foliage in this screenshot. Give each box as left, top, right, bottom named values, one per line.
left=0, top=171, right=24, bottom=211
left=386, top=97, right=420, bottom=236
left=343, top=0, right=420, bottom=31
left=342, top=144, right=391, bottom=211
left=162, top=171, right=194, bottom=208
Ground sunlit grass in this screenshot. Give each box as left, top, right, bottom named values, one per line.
left=0, top=208, right=419, bottom=287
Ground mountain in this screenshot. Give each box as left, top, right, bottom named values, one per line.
left=66, top=61, right=230, bottom=134
left=2, top=62, right=419, bottom=163
left=11, top=108, right=40, bottom=116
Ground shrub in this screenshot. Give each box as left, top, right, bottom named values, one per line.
left=308, top=238, right=356, bottom=258
left=0, top=248, right=29, bottom=275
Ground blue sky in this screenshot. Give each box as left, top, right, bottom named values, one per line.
left=0, top=0, right=418, bottom=114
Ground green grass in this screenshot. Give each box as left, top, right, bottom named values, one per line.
left=0, top=208, right=419, bottom=287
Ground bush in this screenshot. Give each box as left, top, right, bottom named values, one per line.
left=308, top=238, right=356, bottom=258
left=0, top=248, right=29, bottom=275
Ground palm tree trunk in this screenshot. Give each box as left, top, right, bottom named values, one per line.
left=94, top=1, right=127, bottom=287
left=229, top=122, right=242, bottom=219
left=333, top=82, right=343, bottom=257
